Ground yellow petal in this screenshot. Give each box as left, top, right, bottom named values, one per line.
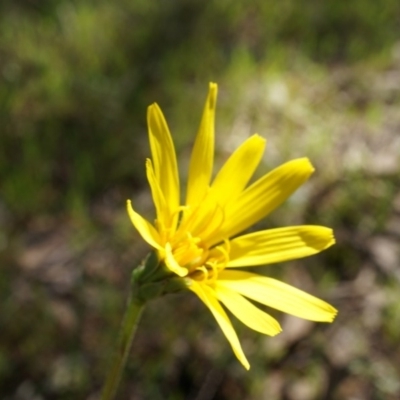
left=218, top=270, right=337, bottom=322
left=214, top=283, right=282, bottom=336
left=178, top=191, right=224, bottom=243
left=189, top=281, right=250, bottom=370
left=164, top=242, right=188, bottom=277
left=126, top=200, right=163, bottom=250
left=212, top=158, right=315, bottom=245
left=227, top=226, right=335, bottom=267
left=211, top=134, right=266, bottom=208
left=147, top=103, right=180, bottom=229
left=186, top=83, right=218, bottom=206
left=145, top=159, right=167, bottom=228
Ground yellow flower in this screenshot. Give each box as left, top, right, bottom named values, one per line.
left=127, top=83, right=337, bottom=370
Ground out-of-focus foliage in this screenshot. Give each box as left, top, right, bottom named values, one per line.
left=1, top=0, right=400, bottom=216
left=1, top=0, right=400, bottom=399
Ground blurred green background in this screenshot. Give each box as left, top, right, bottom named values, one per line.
left=1, top=0, right=400, bottom=399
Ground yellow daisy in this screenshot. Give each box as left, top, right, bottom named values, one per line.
left=127, top=83, right=337, bottom=370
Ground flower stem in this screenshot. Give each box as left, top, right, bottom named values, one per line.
left=101, top=298, right=144, bottom=400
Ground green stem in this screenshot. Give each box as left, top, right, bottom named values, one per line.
left=101, top=299, right=144, bottom=400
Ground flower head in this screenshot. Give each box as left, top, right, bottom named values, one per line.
left=127, top=83, right=337, bottom=369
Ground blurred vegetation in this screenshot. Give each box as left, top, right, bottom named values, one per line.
left=1, top=0, right=400, bottom=399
